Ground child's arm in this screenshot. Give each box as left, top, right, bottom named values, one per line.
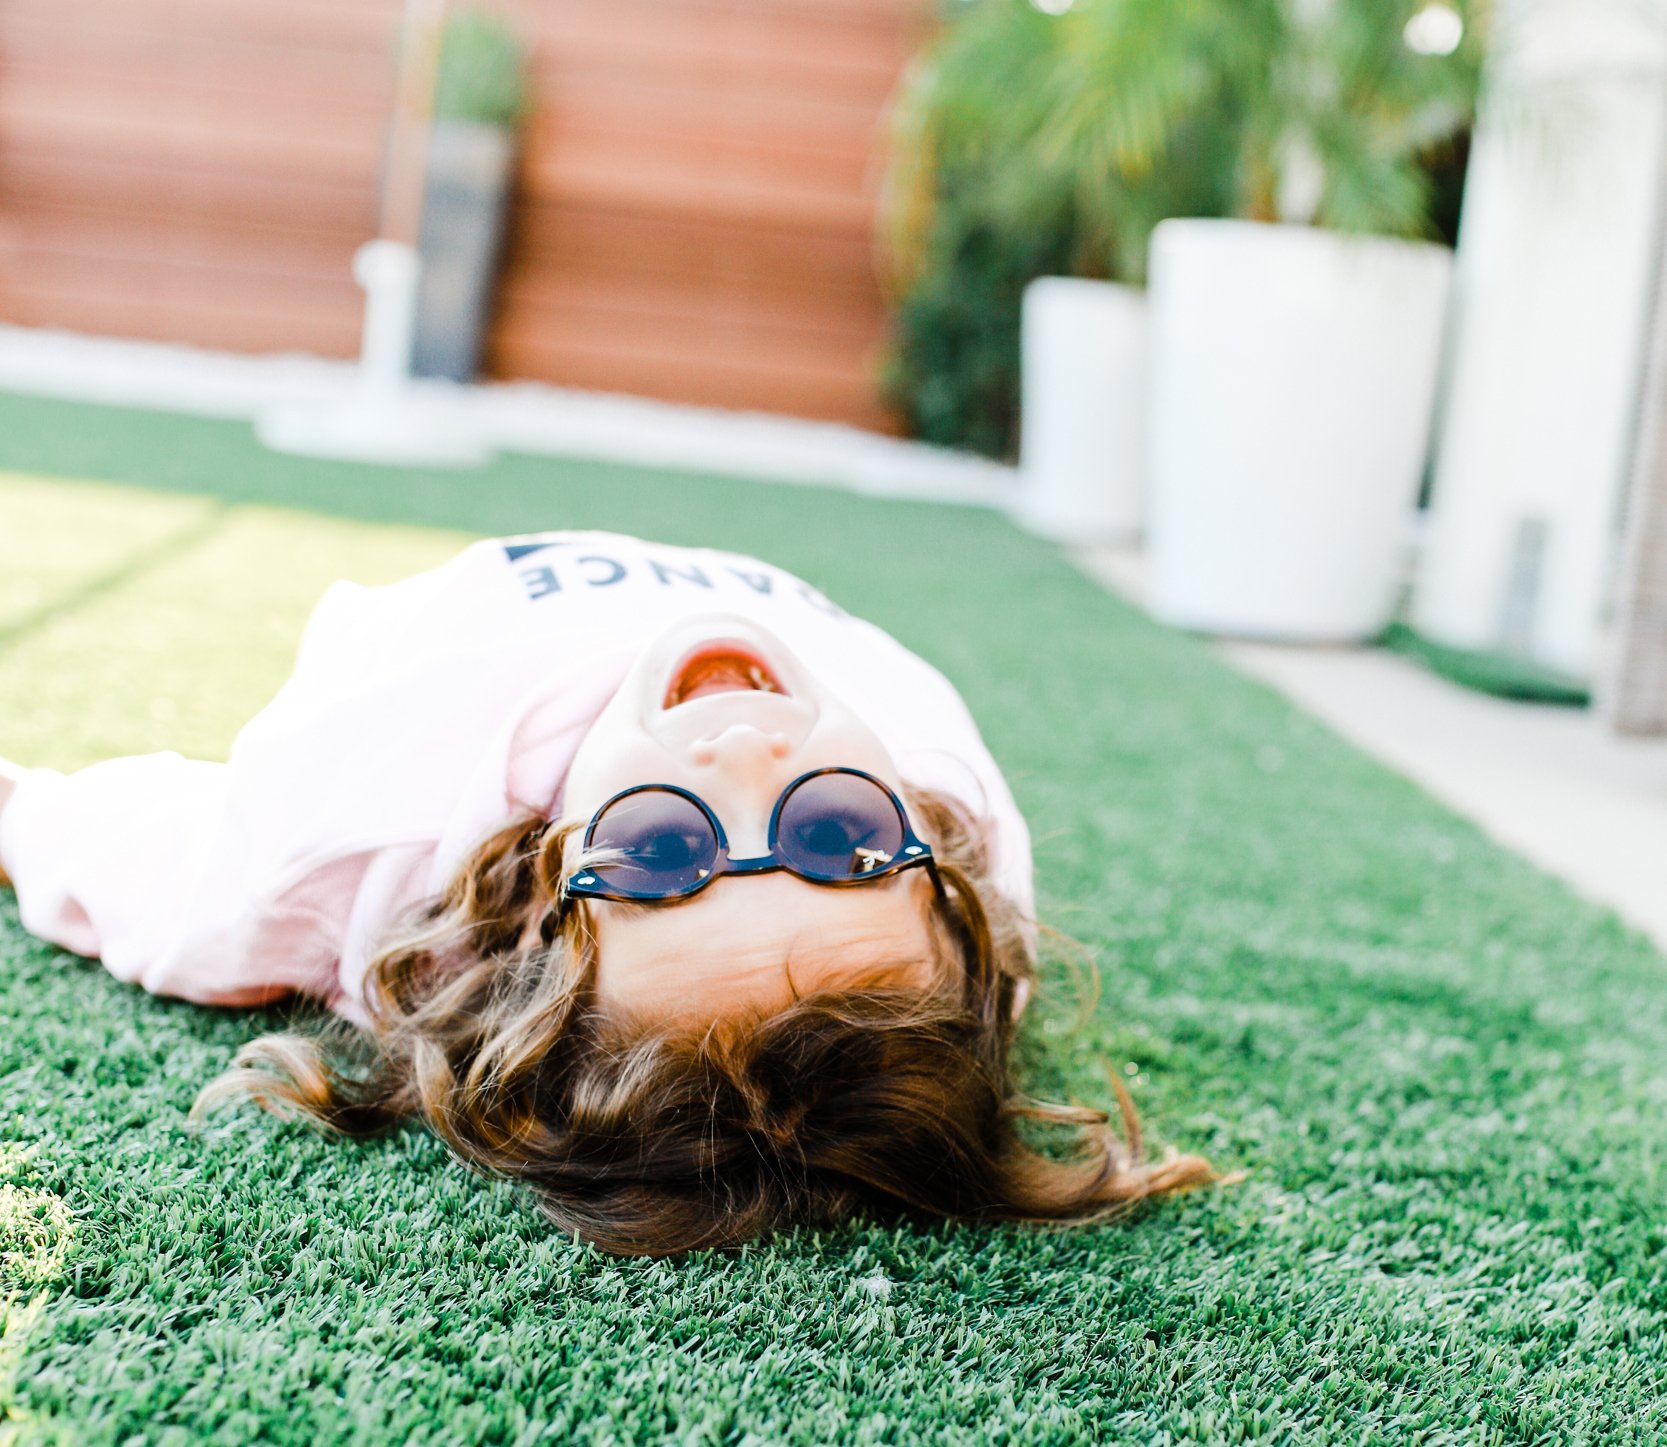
left=0, top=753, right=225, bottom=966
left=0, top=752, right=310, bottom=1007
left=0, top=755, right=22, bottom=887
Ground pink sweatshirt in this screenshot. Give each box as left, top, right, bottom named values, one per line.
left=0, top=531, right=1036, bottom=1028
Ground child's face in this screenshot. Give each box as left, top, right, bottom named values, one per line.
left=559, top=614, right=941, bottom=1025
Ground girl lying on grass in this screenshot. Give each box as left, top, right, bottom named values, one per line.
left=0, top=530, right=1213, bottom=1254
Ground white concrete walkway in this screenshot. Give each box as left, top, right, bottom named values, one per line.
left=0, top=326, right=1015, bottom=508
left=1074, top=545, right=1667, bottom=956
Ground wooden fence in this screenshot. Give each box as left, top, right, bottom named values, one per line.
left=0, top=0, right=929, bottom=430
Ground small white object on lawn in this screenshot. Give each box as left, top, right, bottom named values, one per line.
left=257, top=241, right=494, bottom=469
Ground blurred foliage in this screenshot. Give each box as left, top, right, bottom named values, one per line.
left=881, top=0, right=1489, bottom=456
left=433, top=9, right=531, bottom=129
left=881, top=186, right=1079, bottom=457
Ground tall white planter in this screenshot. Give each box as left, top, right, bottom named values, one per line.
left=1015, top=277, right=1148, bottom=542
left=1412, top=0, right=1667, bottom=681
left=1146, top=219, right=1453, bottom=641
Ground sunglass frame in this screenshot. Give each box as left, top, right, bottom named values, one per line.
left=564, top=766, right=940, bottom=903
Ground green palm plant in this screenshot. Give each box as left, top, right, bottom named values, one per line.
left=880, top=2, right=1091, bottom=452
left=881, top=0, right=1489, bottom=453
left=882, top=2, right=1081, bottom=292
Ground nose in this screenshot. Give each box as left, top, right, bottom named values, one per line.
left=688, top=723, right=793, bottom=769
left=688, top=725, right=794, bottom=856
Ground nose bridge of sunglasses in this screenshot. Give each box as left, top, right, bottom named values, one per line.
left=720, top=781, right=785, bottom=861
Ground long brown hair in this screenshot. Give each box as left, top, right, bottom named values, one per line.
left=189, top=787, right=1216, bottom=1255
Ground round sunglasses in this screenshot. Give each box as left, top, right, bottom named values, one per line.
left=564, top=766, right=940, bottom=903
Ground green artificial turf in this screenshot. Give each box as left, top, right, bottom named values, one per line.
left=2, top=392, right=1666, bottom=1444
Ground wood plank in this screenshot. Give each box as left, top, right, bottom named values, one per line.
left=521, top=153, right=875, bottom=233
left=1, top=0, right=400, bottom=50
left=2, top=216, right=363, bottom=285
left=496, top=278, right=884, bottom=351
left=0, top=77, right=385, bottom=179
left=0, top=274, right=362, bottom=357
left=0, top=243, right=362, bottom=311
left=503, top=202, right=881, bottom=290
left=487, top=330, right=898, bottom=431
left=0, top=0, right=933, bottom=427
left=0, top=153, right=377, bottom=238
left=0, top=48, right=393, bottom=109
left=498, top=267, right=881, bottom=330
left=520, top=0, right=928, bottom=36
left=490, top=310, right=883, bottom=393
left=521, top=6, right=918, bottom=92
left=524, top=109, right=881, bottom=196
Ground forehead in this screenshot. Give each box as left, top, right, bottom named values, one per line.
left=586, top=870, right=943, bottom=1024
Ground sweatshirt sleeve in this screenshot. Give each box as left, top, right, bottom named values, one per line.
left=0, top=754, right=320, bottom=1007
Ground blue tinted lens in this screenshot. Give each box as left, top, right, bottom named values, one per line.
left=587, top=790, right=718, bottom=896
left=775, top=773, right=906, bottom=880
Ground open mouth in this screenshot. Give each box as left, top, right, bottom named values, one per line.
left=662, top=643, right=789, bottom=709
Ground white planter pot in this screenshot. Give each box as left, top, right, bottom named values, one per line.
left=1015, top=277, right=1148, bottom=543
left=1412, top=0, right=1667, bottom=681
left=1146, top=219, right=1453, bottom=641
